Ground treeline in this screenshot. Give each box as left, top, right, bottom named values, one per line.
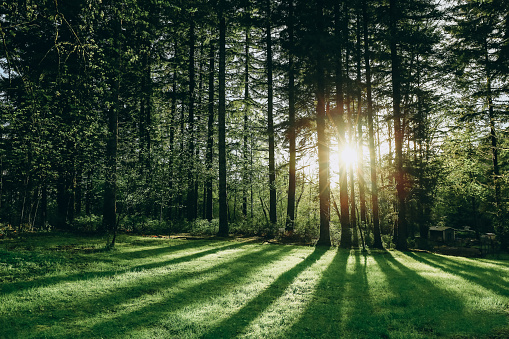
left=0, top=0, right=508, bottom=249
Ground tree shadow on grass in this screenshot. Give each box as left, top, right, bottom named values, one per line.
left=372, top=251, right=467, bottom=336
left=108, top=238, right=223, bottom=259
left=283, top=249, right=351, bottom=338
left=0, top=239, right=259, bottom=296
left=342, top=251, right=387, bottom=338
left=73, top=245, right=294, bottom=338
left=405, top=251, right=509, bottom=298
left=202, top=246, right=329, bottom=338
left=5, top=243, right=288, bottom=338
left=373, top=251, right=507, bottom=337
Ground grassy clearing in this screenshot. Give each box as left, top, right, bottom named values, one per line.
left=1, top=233, right=508, bottom=338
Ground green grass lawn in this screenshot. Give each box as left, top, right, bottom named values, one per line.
left=1, top=233, right=508, bottom=338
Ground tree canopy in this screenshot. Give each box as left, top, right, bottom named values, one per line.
left=1, top=0, right=508, bottom=251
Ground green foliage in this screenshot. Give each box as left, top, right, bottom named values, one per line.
left=0, top=0, right=508, bottom=248
left=72, top=215, right=102, bottom=234
left=191, top=219, right=219, bottom=235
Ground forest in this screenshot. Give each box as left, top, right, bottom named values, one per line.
left=1, top=0, right=508, bottom=251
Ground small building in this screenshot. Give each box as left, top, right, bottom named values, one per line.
left=429, top=226, right=456, bottom=242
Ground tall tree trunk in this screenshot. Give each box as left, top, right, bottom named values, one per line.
left=345, top=3, right=357, bottom=245
left=243, top=18, right=250, bottom=218
left=485, top=43, right=503, bottom=246
left=205, top=41, right=215, bottom=222
left=168, top=65, right=177, bottom=221
left=316, top=1, right=331, bottom=246
left=102, top=19, right=120, bottom=246
left=363, top=0, right=383, bottom=248
left=335, top=2, right=351, bottom=248
left=217, top=1, right=228, bottom=237
left=267, top=0, right=277, bottom=226
left=187, top=18, right=197, bottom=221
left=389, top=0, right=407, bottom=250
left=286, top=0, right=296, bottom=232
left=194, top=42, right=205, bottom=220
left=355, top=9, right=367, bottom=229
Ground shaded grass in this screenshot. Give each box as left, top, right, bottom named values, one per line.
left=1, top=234, right=508, bottom=338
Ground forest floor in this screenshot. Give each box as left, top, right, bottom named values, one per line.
left=1, top=232, right=508, bottom=338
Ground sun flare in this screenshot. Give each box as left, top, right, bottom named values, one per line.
left=340, top=145, right=357, bottom=168
left=328, top=144, right=357, bottom=186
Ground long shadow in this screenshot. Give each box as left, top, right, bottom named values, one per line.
left=108, top=238, right=225, bottom=259
left=203, top=246, right=329, bottom=338
left=372, top=251, right=506, bottom=337
left=8, top=243, right=289, bottom=338
left=75, top=245, right=297, bottom=338
left=419, top=251, right=509, bottom=274
left=0, top=239, right=258, bottom=297
left=405, top=252, right=509, bottom=298
left=284, top=249, right=350, bottom=338
left=343, top=251, right=384, bottom=338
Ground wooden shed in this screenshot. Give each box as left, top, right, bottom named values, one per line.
left=429, top=226, right=456, bottom=242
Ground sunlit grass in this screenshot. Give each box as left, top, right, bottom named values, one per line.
left=1, top=233, right=508, bottom=338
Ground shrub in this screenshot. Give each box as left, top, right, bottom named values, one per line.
left=72, top=215, right=102, bottom=233
left=191, top=219, right=218, bottom=235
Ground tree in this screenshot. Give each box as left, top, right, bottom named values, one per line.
left=389, top=0, right=408, bottom=250
left=285, top=0, right=297, bottom=232
left=446, top=0, right=508, bottom=249
left=362, top=0, right=383, bottom=248
left=217, top=0, right=229, bottom=237
left=315, top=1, right=331, bottom=246
left=333, top=1, right=351, bottom=248
left=266, top=0, right=277, bottom=227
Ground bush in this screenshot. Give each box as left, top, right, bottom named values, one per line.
left=191, top=219, right=218, bottom=235
left=72, top=215, right=102, bottom=233
left=120, top=215, right=174, bottom=235
left=382, top=234, right=394, bottom=249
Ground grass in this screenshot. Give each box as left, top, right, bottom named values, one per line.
left=1, top=233, right=508, bottom=338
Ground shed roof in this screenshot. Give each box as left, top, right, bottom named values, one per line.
left=429, top=226, right=455, bottom=232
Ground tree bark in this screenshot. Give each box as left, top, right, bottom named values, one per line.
left=316, top=1, right=331, bottom=246
left=217, top=1, right=228, bottom=237
left=205, top=41, right=214, bottom=222
left=187, top=17, right=197, bottom=221
left=286, top=0, right=296, bottom=232
left=267, top=0, right=277, bottom=226
left=335, top=2, right=351, bottom=248
left=363, top=0, right=383, bottom=248
left=102, top=14, right=120, bottom=247
left=389, top=0, right=407, bottom=250
left=243, top=16, right=250, bottom=218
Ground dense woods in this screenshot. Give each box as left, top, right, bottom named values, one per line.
left=1, top=0, right=508, bottom=251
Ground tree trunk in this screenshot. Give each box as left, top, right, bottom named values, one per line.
left=363, top=0, right=383, bottom=248
left=485, top=44, right=503, bottom=246
left=102, top=68, right=119, bottom=244
left=205, top=41, right=215, bottom=222
left=217, top=1, right=228, bottom=237
left=335, top=2, right=351, bottom=248
left=187, top=18, right=197, bottom=221
left=389, top=0, right=407, bottom=250
left=243, top=20, right=250, bottom=218
left=355, top=9, right=367, bottom=229
left=267, top=0, right=277, bottom=226
left=316, top=1, right=331, bottom=246
left=286, top=0, right=296, bottom=232
left=168, top=65, right=177, bottom=221
left=345, top=3, right=357, bottom=245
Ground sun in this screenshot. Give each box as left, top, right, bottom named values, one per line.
left=340, top=145, right=357, bottom=168
left=330, top=144, right=357, bottom=169
left=328, top=144, right=357, bottom=186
